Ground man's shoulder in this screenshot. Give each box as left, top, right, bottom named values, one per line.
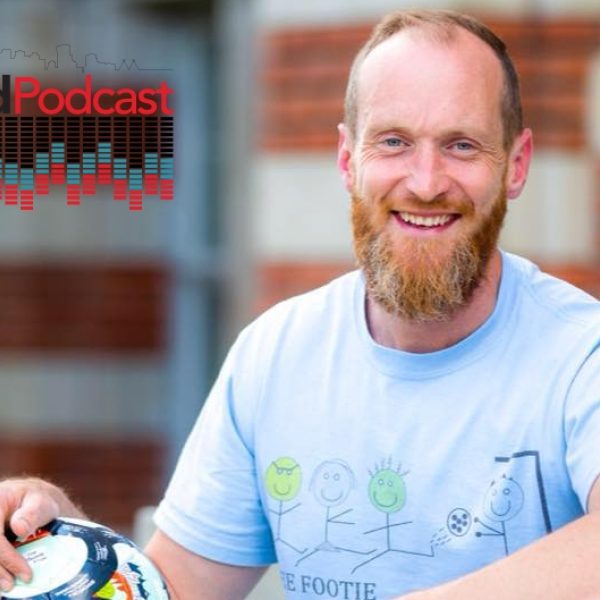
left=506, top=251, right=600, bottom=329
left=260, top=268, right=359, bottom=316
left=238, top=269, right=361, bottom=347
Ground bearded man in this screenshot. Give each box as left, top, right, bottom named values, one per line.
left=0, top=9, right=599, bottom=600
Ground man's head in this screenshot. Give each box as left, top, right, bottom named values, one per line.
left=344, top=10, right=523, bottom=152
left=337, top=10, right=532, bottom=321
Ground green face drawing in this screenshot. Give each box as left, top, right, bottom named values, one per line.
left=265, top=457, right=302, bottom=502
left=368, top=468, right=407, bottom=513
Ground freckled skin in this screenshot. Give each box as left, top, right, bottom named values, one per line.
left=339, top=27, right=533, bottom=272
left=265, top=457, right=302, bottom=502
left=351, top=28, right=510, bottom=250
left=368, top=469, right=407, bottom=514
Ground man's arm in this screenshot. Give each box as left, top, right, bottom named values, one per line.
left=145, top=528, right=267, bottom=600
left=398, top=476, right=600, bottom=599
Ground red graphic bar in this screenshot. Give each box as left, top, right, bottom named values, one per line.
left=20, top=190, right=34, bottom=212
left=1, top=175, right=177, bottom=207
left=160, top=179, right=174, bottom=200
left=35, top=174, right=49, bottom=196
left=144, top=174, right=158, bottom=196
left=5, top=185, right=18, bottom=206
left=51, top=164, right=65, bottom=185
left=129, top=189, right=143, bottom=212
left=66, top=185, right=81, bottom=206
left=113, top=180, right=127, bottom=201
left=82, top=174, right=96, bottom=196
left=98, top=163, right=111, bottom=185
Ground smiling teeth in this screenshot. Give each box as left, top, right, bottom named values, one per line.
left=399, top=212, right=453, bottom=227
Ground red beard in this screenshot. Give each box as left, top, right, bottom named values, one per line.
left=351, top=187, right=507, bottom=321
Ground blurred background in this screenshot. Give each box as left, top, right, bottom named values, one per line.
left=0, top=0, right=597, bottom=545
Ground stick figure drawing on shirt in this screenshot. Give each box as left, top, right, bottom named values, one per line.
left=296, top=459, right=375, bottom=566
left=265, top=456, right=306, bottom=554
left=352, top=458, right=434, bottom=574
left=475, top=475, right=524, bottom=555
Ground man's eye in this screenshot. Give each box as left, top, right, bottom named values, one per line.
left=452, top=141, right=475, bottom=152
left=383, top=137, right=405, bottom=147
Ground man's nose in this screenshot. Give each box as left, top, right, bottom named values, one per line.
left=404, top=145, right=450, bottom=202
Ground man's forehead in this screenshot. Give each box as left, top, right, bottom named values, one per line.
left=354, top=26, right=505, bottom=136
left=359, top=26, right=502, bottom=88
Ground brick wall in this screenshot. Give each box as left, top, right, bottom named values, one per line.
left=260, top=18, right=600, bottom=151
left=0, top=262, right=167, bottom=351
left=0, top=435, right=166, bottom=534
left=0, top=261, right=169, bottom=530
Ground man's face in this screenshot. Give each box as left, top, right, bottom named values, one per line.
left=339, top=28, right=531, bottom=320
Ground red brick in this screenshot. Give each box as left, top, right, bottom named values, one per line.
left=0, top=435, right=167, bottom=533
left=260, top=18, right=600, bottom=153
left=0, top=262, right=168, bottom=352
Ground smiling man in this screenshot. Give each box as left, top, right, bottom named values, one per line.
left=340, top=20, right=530, bottom=351
left=0, top=9, right=599, bottom=600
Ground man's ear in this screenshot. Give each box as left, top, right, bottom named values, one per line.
left=337, top=123, right=355, bottom=193
left=506, top=128, right=533, bottom=200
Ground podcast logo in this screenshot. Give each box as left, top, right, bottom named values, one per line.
left=0, top=45, right=174, bottom=211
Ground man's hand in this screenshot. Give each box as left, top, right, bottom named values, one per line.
left=0, top=478, right=85, bottom=592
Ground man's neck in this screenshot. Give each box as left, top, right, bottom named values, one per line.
left=365, top=250, right=503, bottom=353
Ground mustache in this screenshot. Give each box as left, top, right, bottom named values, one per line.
left=355, top=192, right=475, bottom=217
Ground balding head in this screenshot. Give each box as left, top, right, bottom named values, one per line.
left=344, top=10, right=523, bottom=151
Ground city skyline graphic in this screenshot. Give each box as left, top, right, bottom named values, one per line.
left=0, top=43, right=172, bottom=74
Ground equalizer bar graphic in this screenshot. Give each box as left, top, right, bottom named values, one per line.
left=0, top=116, right=174, bottom=211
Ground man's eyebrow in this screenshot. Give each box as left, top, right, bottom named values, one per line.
left=442, top=128, right=497, bottom=141
left=361, top=124, right=497, bottom=142
left=361, top=124, right=412, bottom=138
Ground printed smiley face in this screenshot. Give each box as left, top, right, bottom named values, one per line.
left=483, top=476, right=524, bottom=522
left=368, top=468, right=407, bottom=514
left=265, top=457, right=302, bottom=501
left=310, top=460, right=355, bottom=507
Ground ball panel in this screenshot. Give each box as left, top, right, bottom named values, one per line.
left=105, top=543, right=169, bottom=599
left=3, top=519, right=169, bottom=600
left=7, top=535, right=87, bottom=598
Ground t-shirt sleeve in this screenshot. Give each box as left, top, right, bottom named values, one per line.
left=153, top=329, right=276, bottom=566
left=564, top=345, right=600, bottom=512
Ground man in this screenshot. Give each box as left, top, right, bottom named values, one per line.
left=0, top=9, right=599, bottom=600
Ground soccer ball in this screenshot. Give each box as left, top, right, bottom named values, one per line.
left=3, top=517, right=170, bottom=599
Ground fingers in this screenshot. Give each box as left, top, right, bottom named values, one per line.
left=8, top=513, right=32, bottom=540
left=9, top=491, right=59, bottom=539
left=0, top=535, right=31, bottom=590
left=0, top=479, right=63, bottom=590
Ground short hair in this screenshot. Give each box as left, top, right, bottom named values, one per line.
left=344, top=9, right=523, bottom=150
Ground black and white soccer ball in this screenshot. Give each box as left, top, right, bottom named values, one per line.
left=2, top=517, right=169, bottom=599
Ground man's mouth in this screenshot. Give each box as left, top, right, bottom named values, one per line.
left=393, top=211, right=459, bottom=229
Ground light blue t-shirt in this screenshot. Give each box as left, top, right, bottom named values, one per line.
left=154, top=252, right=600, bottom=599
